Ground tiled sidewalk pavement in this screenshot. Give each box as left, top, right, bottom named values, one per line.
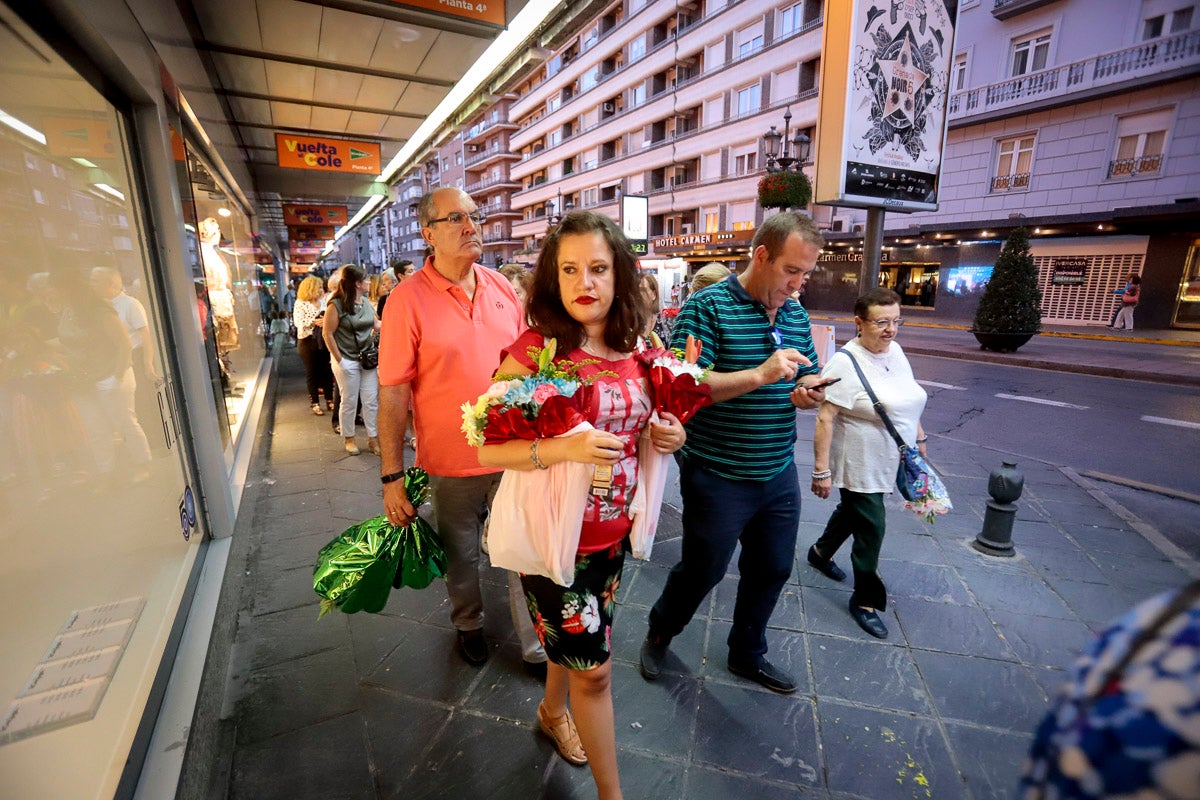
left=211, top=348, right=1198, bottom=799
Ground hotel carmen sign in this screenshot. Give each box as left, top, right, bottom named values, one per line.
left=651, top=230, right=754, bottom=254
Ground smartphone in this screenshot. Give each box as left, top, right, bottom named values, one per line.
left=807, top=377, right=842, bottom=389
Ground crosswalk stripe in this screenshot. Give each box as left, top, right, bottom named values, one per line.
left=918, top=380, right=966, bottom=390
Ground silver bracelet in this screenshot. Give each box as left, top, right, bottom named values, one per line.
left=811, top=469, right=832, bottom=480
left=530, top=439, right=549, bottom=470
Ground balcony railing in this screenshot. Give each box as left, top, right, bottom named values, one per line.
left=1107, top=154, right=1163, bottom=178
left=992, top=0, right=1059, bottom=21
left=464, top=174, right=521, bottom=194
left=990, top=172, right=1030, bottom=192
left=949, top=29, right=1200, bottom=121
left=465, top=146, right=519, bottom=169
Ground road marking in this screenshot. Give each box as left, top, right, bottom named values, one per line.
left=918, top=380, right=966, bottom=391
left=994, top=393, right=1089, bottom=409
left=1141, top=415, right=1200, bottom=430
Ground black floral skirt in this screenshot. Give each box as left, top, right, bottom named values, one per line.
left=521, top=540, right=626, bottom=671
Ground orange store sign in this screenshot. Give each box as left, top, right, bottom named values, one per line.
left=282, top=204, right=348, bottom=226
left=43, top=117, right=117, bottom=159
left=386, top=0, right=505, bottom=27
left=276, top=134, right=381, bottom=174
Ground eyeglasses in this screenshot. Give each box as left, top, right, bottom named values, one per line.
left=865, top=318, right=904, bottom=330
left=767, top=325, right=782, bottom=349
left=426, top=211, right=486, bottom=227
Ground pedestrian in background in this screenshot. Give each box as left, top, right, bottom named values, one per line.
left=688, top=263, right=731, bottom=298
left=323, top=264, right=380, bottom=455
left=293, top=275, right=333, bottom=416
left=1111, top=273, right=1141, bottom=331
left=640, top=211, right=828, bottom=694
left=480, top=211, right=686, bottom=798
left=809, top=288, right=928, bottom=639
left=377, top=186, right=547, bottom=676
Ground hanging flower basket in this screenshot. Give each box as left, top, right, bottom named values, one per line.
left=757, top=171, right=812, bottom=210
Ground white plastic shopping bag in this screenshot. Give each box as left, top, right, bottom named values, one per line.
left=487, top=422, right=593, bottom=586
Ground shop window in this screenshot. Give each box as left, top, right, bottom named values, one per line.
left=0, top=10, right=197, bottom=795
left=991, top=134, right=1035, bottom=192
left=1108, top=108, right=1172, bottom=178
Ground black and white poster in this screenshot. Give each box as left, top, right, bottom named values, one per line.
left=815, top=0, right=959, bottom=211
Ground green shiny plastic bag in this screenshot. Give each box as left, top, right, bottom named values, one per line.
left=312, top=468, right=446, bottom=618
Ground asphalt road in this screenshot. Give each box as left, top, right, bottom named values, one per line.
left=908, top=352, right=1200, bottom=557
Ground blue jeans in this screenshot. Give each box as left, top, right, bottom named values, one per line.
left=649, top=458, right=801, bottom=662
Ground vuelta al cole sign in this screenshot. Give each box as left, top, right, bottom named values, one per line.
left=276, top=134, right=381, bottom=174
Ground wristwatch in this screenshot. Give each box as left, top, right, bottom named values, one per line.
left=380, top=471, right=405, bottom=485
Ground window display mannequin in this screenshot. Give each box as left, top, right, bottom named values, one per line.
left=199, top=216, right=240, bottom=355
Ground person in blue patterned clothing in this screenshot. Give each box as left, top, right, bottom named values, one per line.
left=1021, top=580, right=1200, bottom=799
left=639, top=211, right=829, bottom=693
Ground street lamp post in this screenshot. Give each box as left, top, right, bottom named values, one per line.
left=547, top=188, right=573, bottom=226
left=762, top=107, right=811, bottom=176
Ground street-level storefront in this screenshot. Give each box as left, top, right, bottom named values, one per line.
left=0, top=3, right=271, bottom=796
left=648, top=229, right=754, bottom=302
left=1174, top=239, right=1200, bottom=328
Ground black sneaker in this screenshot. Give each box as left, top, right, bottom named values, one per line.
left=639, top=632, right=671, bottom=681
left=456, top=628, right=488, bottom=666
left=727, top=657, right=796, bottom=694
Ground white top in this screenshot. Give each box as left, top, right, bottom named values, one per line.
left=293, top=297, right=323, bottom=339
left=820, top=338, right=927, bottom=494
left=111, top=292, right=148, bottom=349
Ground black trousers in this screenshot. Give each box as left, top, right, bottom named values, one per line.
left=296, top=335, right=333, bottom=405
left=814, top=489, right=888, bottom=610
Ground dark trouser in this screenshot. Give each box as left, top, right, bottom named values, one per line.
left=813, top=488, right=887, bottom=610
left=649, top=458, right=800, bottom=662
left=296, top=335, right=334, bottom=405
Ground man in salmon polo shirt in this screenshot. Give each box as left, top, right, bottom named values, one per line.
left=377, top=187, right=547, bottom=676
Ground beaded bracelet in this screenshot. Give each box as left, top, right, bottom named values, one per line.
left=811, top=469, right=832, bottom=481
left=530, top=439, right=549, bottom=470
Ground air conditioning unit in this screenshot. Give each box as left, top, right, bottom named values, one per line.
left=831, top=216, right=850, bottom=232
left=680, top=223, right=694, bottom=234
left=852, top=223, right=865, bottom=234
left=602, top=102, right=616, bottom=112
left=466, top=144, right=480, bottom=153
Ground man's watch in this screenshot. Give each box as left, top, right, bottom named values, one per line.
left=380, top=471, right=405, bottom=485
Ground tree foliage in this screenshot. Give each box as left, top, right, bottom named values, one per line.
left=973, top=228, right=1043, bottom=334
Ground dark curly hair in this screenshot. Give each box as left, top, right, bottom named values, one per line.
left=526, top=211, right=648, bottom=354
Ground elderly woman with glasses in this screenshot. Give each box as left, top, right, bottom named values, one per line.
left=807, top=288, right=928, bottom=639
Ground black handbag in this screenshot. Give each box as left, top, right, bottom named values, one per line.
left=358, top=336, right=379, bottom=370
left=841, top=349, right=936, bottom=503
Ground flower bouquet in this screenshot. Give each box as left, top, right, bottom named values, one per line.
left=313, top=468, right=446, bottom=618
left=897, top=449, right=953, bottom=524
left=627, top=335, right=712, bottom=559
left=462, top=339, right=606, bottom=586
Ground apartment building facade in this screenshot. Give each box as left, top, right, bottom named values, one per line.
left=846, top=0, right=1200, bottom=328
left=502, top=0, right=825, bottom=298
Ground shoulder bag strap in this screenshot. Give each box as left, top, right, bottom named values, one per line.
left=841, top=349, right=907, bottom=451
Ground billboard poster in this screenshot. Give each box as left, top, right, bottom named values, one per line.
left=276, top=134, right=381, bottom=174
left=815, top=0, right=959, bottom=211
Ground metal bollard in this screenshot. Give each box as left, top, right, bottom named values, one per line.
left=973, top=461, right=1024, bottom=557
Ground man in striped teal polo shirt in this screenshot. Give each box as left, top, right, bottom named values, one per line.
left=642, top=212, right=828, bottom=694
